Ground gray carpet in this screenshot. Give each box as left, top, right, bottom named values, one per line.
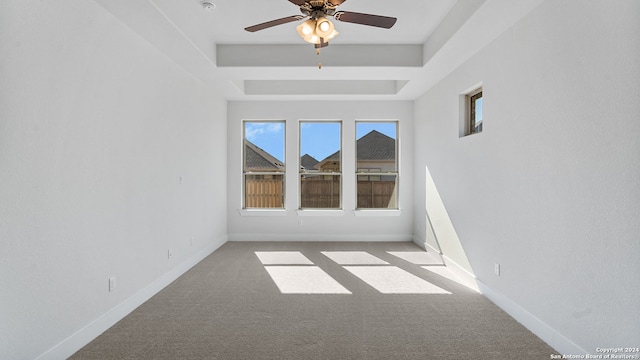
left=71, top=241, right=555, bottom=359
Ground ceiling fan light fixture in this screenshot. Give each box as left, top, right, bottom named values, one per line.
left=296, top=17, right=338, bottom=45
left=245, top=2, right=397, bottom=49
left=315, top=17, right=335, bottom=37
left=325, top=29, right=338, bottom=41
left=296, top=19, right=316, bottom=40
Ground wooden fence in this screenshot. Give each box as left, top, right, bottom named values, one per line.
left=244, top=176, right=284, bottom=208
left=245, top=178, right=396, bottom=208
left=357, top=181, right=396, bottom=208
left=300, top=178, right=340, bottom=208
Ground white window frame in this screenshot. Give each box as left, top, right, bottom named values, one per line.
left=468, top=89, right=483, bottom=135
left=298, top=120, right=342, bottom=210
left=460, top=84, right=483, bottom=137
left=355, top=121, right=399, bottom=210
left=242, top=120, right=286, bottom=209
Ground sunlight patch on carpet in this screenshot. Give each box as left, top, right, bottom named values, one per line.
left=344, top=266, right=451, bottom=294
left=321, top=251, right=389, bottom=265
left=264, top=266, right=352, bottom=294
left=387, top=251, right=443, bottom=265
left=255, top=251, right=314, bottom=265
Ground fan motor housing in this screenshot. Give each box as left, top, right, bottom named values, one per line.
left=300, top=0, right=338, bottom=17
left=310, top=9, right=326, bottom=19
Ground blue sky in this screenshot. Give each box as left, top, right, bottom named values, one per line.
left=245, top=121, right=397, bottom=163
left=300, top=122, right=340, bottom=161
left=475, top=97, right=483, bottom=122
left=245, top=122, right=285, bottom=162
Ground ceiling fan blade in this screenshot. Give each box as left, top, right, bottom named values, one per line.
left=244, top=15, right=304, bottom=32
left=288, top=0, right=307, bottom=5
left=327, top=0, right=346, bottom=6
left=334, top=11, right=397, bottom=29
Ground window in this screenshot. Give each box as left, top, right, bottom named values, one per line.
left=467, top=88, right=483, bottom=135
left=355, top=122, right=398, bottom=209
left=243, top=121, right=285, bottom=208
left=299, top=121, right=341, bottom=209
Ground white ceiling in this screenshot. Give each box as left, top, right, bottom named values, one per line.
left=92, top=0, right=544, bottom=101
left=167, top=0, right=457, bottom=45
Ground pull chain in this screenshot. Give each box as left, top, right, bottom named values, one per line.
left=317, top=47, right=322, bottom=69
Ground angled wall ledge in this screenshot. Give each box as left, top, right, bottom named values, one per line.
left=244, top=80, right=406, bottom=96
left=217, top=44, right=423, bottom=67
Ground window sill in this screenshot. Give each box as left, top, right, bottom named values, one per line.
left=353, top=209, right=401, bottom=217
left=297, top=210, right=344, bottom=217
left=461, top=131, right=483, bottom=138
left=239, top=209, right=287, bottom=217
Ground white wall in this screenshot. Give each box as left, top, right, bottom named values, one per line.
left=227, top=101, right=414, bottom=242
left=414, top=0, right=639, bottom=353
left=0, top=1, right=227, bottom=359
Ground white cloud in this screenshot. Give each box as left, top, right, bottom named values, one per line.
left=245, top=122, right=283, bottom=141
left=245, top=125, right=264, bottom=141
left=267, top=122, right=283, bottom=133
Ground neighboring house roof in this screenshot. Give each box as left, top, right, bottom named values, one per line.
left=300, top=154, right=319, bottom=170
left=320, top=130, right=395, bottom=163
left=356, top=130, right=395, bottom=161
left=245, top=130, right=394, bottom=171
left=245, top=140, right=284, bottom=171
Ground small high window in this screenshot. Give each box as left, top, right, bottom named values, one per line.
left=299, top=121, right=342, bottom=209
left=467, top=88, right=483, bottom=135
left=243, top=121, right=285, bottom=208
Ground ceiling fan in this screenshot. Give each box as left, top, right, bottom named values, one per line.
left=244, top=0, right=397, bottom=50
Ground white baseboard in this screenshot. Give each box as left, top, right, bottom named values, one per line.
left=477, top=280, right=586, bottom=355
left=424, top=242, right=441, bottom=255
left=36, top=237, right=226, bottom=360
left=411, top=236, right=426, bottom=250
left=411, top=235, right=442, bottom=254
left=441, top=255, right=480, bottom=293
left=228, top=233, right=414, bottom=242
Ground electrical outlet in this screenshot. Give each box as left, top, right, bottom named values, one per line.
left=168, top=249, right=173, bottom=259
left=109, top=276, right=116, bottom=292
left=494, top=263, right=501, bottom=276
